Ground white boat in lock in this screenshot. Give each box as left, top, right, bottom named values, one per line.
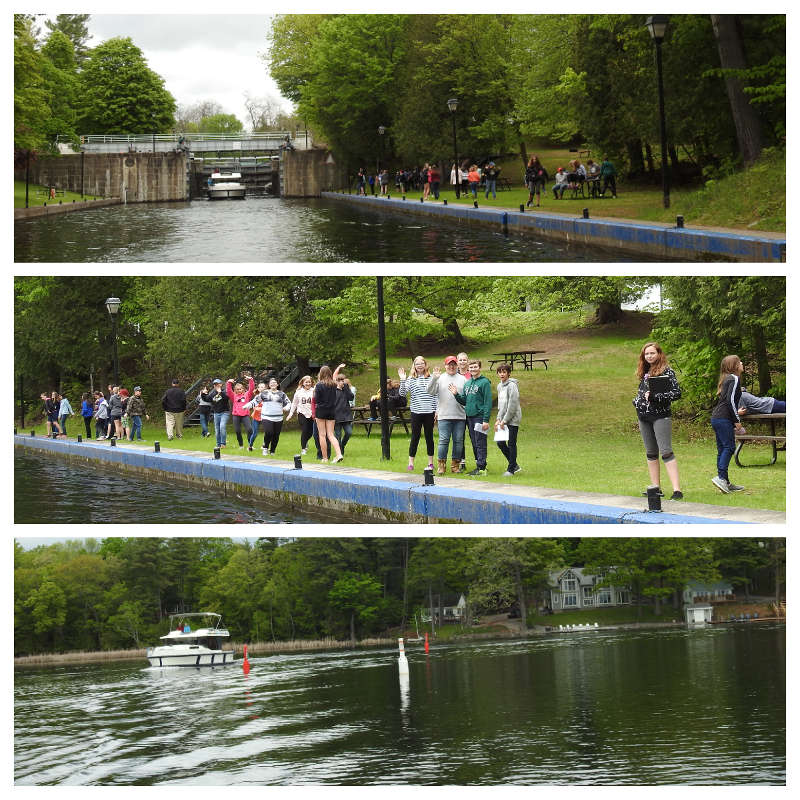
left=146, top=612, right=238, bottom=667
left=207, top=171, right=246, bottom=199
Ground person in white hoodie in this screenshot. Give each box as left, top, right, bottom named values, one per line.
left=494, top=363, right=522, bottom=477
left=427, top=355, right=466, bottom=474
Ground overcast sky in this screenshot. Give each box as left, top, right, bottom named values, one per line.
left=84, top=14, right=292, bottom=130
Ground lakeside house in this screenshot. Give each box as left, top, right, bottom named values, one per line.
left=546, top=569, right=734, bottom=614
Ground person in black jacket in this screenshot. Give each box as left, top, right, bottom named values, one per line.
left=201, top=378, right=230, bottom=448
left=161, top=378, right=187, bottom=440
left=525, top=155, right=548, bottom=207
left=710, top=355, right=746, bottom=494
left=632, top=342, right=683, bottom=500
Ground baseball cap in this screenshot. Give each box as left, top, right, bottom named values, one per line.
left=133, top=386, right=141, bottom=391
left=444, top=356, right=457, bottom=365
left=212, top=378, right=222, bottom=384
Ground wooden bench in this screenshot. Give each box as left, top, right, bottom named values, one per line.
left=734, top=413, right=785, bottom=467
left=352, top=415, right=409, bottom=437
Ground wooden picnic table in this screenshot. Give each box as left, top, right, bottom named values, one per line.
left=734, top=413, right=785, bottom=467
left=351, top=405, right=410, bottom=437
left=489, top=350, right=549, bottom=370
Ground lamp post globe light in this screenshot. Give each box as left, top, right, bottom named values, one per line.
left=105, top=296, right=121, bottom=386
left=447, top=98, right=460, bottom=198
left=646, top=15, right=670, bottom=209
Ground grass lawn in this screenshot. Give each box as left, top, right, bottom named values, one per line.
left=526, top=605, right=682, bottom=627
left=26, top=313, right=785, bottom=513
left=361, top=145, right=784, bottom=233
left=14, top=179, right=103, bottom=208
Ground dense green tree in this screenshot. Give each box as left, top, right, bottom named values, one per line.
left=40, top=30, right=80, bottom=145
left=713, top=538, right=772, bottom=601
left=184, top=112, right=243, bottom=134
left=44, top=13, right=92, bottom=65
left=14, top=14, right=51, bottom=152
left=76, top=37, right=176, bottom=133
left=329, top=573, right=383, bottom=642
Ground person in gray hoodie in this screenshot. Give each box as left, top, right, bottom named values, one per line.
left=494, top=363, right=522, bottom=477
left=427, top=355, right=466, bottom=474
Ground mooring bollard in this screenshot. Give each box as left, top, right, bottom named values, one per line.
left=214, top=447, right=221, bottom=460
left=14, top=427, right=17, bottom=435
left=473, top=200, right=478, bottom=208
left=110, top=437, right=116, bottom=447
left=30, top=430, right=35, bottom=437
left=294, top=455, right=302, bottom=470
left=420, top=197, right=424, bottom=203
left=77, top=435, right=82, bottom=443
left=582, top=208, right=589, bottom=219
left=519, top=204, right=525, bottom=213
left=423, top=468, right=435, bottom=486
left=154, top=441, right=160, bottom=452
left=643, top=485, right=663, bottom=512
left=676, top=215, right=685, bottom=228
left=443, top=199, right=447, bottom=206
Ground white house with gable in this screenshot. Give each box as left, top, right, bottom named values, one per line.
left=546, top=568, right=631, bottom=612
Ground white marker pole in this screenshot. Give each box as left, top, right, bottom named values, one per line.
left=398, top=637, right=409, bottom=675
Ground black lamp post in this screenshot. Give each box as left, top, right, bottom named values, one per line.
left=447, top=98, right=460, bottom=198
left=376, top=277, right=390, bottom=460
left=377, top=125, right=386, bottom=178
left=646, top=15, right=670, bottom=209
left=105, top=296, right=121, bottom=386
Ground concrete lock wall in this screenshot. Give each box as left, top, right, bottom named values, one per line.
left=281, top=149, right=345, bottom=197
left=16, top=153, right=188, bottom=203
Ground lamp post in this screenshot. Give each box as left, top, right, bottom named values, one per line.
left=646, top=15, right=670, bottom=209
left=377, top=125, right=386, bottom=184
left=105, top=296, right=121, bottom=386
left=447, top=98, right=460, bottom=198
left=376, top=277, right=390, bottom=460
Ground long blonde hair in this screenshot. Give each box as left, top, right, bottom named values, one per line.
left=716, top=355, right=742, bottom=396
left=410, top=355, right=430, bottom=378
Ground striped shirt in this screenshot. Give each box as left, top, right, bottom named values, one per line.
left=399, top=375, right=437, bottom=414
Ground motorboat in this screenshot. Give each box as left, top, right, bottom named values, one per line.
left=207, top=171, right=246, bottom=200
left=146, top=612, right=237, bottom=667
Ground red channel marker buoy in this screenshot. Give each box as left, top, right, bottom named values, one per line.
left=424, top=632, right=429, bottom=653
left=242, top=644, right=250, bottom=674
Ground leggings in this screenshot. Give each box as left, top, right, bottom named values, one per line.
left=232, top=414, right=252, bottom=446
left=298, top=414, right=314, bottom=450
left=83, top=416, right=92, bottom=439
left=261, top=419, right=284, bottom=453
left=637, top=416, right=675, bottom=462
left=409, top=412, right=435, bottom=458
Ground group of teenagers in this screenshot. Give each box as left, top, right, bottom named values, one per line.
left=41, top=385, right=150, bottom=442
left=523, top=154, right=618, bottom=207
left=633, top=341, right=786, bottom=498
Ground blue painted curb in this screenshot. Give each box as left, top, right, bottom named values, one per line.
left=15, top=435, right=752, bottom=524
left=321, top=192, right=785, bottom=262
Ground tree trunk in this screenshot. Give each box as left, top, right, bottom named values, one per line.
left=518, top=137, right=528, bottom=172
left=644, top=141, right=655, bottom=174
left=626, top=139, right=645, bottom=176
left=442, top=316, right=464, bottom=344
left=595, top=301, right=624, bottom=324
left=349, top=611, right=355, bottom=643
left=710, top=14, right=763, bottom=165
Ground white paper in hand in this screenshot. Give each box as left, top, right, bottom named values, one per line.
left=474, top=422, right=487, bottom=435
left=494, top=426, right=509, bottom=442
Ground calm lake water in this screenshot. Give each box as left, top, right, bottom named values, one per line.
left=14, top=197, right=656, bottom=262
left=14, top=450, right=368, bottom=524
left=14, top=627, right=785, bottom=785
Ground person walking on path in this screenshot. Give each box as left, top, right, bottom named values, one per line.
left=313, top=364, right=345, bottom=462
left=427, top=355, right=466, bottom=475
left=399, top=356, right=437, bottom=472
left=495, top=363, right=522, bottom=477
left=126, top=386, right=150, bottom=441
left=58, top=393, right=74, bottom=437
left=450, top=359, right=492, bottom=476
left=80, top=392, right=94, bottom=439
left=710, top=355, right=747, bottom=494
left=227, top=373, right=255, bottom=449
left=286, top=375, right=315, bottom=455
left=202, top=378, right=230, bottom=448
left=161, top=378, right=188, bottom=441
left=632, top=342, right=683, bottom=500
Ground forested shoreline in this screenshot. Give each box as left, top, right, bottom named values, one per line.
left=14, top=537, right=784, bottom=657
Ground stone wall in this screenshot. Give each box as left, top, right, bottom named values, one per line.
left=16, top=153, right=188, bottom=203
left=280, top=148, right=345, bottom=197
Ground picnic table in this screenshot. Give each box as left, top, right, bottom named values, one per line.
left=488, top=350, right=549, bottom=370
left=351, top=405, right=410, bottom=437
left=734, top=413, right=785, bottom=467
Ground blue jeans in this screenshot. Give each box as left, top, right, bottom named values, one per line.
left=129, top=415, right=143, bottom=440
left=248, top=417, right=260, bottom=447
left=437, top=418, right=465, bottom=461
left=198, top=409, right=211, bottom=436
left=58, top=415, right=68, bottom=435
left=467, top=416, right=488, bottom=469
left=711, top=417, right=736, bottom=481
left=334, top=421, right=353, bottom=453
left=214, top=411, right=231, bottom=446
left=484, top=179, right=496, bottom=198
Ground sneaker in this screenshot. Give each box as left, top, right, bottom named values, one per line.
left=503, top=470, right=514, bottom=477
left=468, top=468, right=487, bottom=477
left=670, top=491, right=684, bottom=500
left=711, top=476, right=731, bottom=494
left=262, top=447, right=268, bottom=456
left=458, top=462, right=467, bottom=473
left=248, top=446, right=253, bottom=452
left=407, top=464, right=414, bottom=472
left=511, top=465, right=522, bottom=474
left=727, top=482, right=745, bottom=492
left=332, top=455, right=344, bottom=463
left=301, top=448, right=307, bottom=455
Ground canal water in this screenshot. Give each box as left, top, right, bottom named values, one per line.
left=14, top=197, right=656, bottom=262
left=14, top=626, right=785, bottom=785
left=14, top=450, right=369, bottom=524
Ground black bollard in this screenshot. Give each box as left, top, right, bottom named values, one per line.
left=402, top=195, right=406, bottom=201
left=643, top=485, right=663, bottom=512
left=423, top=468, right=435, bottom=486
left=154, top=441, right=160, bottom=452
left=473, top=200, right=478, bottom=208
left=676, top=215, right=685, bottom=228
left=294, top=455, right=303, bottom=470
left=14, top=427, right=17, bottom=435
left=519, top=204, right=525, bottom=213
left=582, top=208, right=589, bottom=219
left=420, top=197, right=424, bottom=203
left=214, top=447, right=221, bottom=460
left=110, top=437, right=116, bottom=447
left=31, top=430, right=35, bottom=437
left=77, top=435, right=82, bottom=443
left=443, top=199, right=447, bottom=206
